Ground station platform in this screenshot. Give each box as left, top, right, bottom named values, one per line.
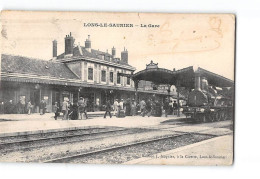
left=124, top=135, right=233, bottom=166
left=0, top=113, right=185, bottom=137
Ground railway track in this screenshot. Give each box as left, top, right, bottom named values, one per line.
left=44, top=132, right=216, bottom=163
left=0, top=127, right=152, bottom=153
left=0, top=121, right=232, bottom=163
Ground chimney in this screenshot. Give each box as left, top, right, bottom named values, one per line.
left=201, top=77, right=209, bottom=91
left=52, top=40, right=57, bottom=61
left=64, top=32, right=74, bottom=57
left=194, top=72, right=201, bottom=91
left=85, top=35, right=91, bottom=52
left=121, top=47, right=128, bottom=64
left=112, top=46, right=116, bottom=58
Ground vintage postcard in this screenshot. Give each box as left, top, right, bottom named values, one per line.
left=0, top=11, right=235, bottom=165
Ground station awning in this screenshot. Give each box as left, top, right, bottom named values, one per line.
left=130, top=66, right=234, bottom=88
left=197, top=67, right=234, bottom=87
left=132, top=68, right=175, bottom=85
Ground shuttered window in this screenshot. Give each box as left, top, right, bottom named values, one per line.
left=110, top=72, right=113, bottom=83
left=88, top=68, right=93, bottom=80
left=101, top=70, right=106, bottom=82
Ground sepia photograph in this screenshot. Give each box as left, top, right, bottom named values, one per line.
left=0, top=11, right=235, bottom=166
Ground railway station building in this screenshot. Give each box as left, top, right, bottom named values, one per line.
left=0, top=33, right=178, bottom=113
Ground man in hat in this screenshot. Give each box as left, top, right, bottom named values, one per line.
left=118, top=99, right=125, bottom=118
left=104, top=100, right=112, bottom=118
left=54, top=102, right=59, bottom=120
left=140, top=99, right=146, bottom=117
left=113, top=99, right=119, bottom=116
left=173, top=101, right=178, bottom=116
left=78, top=97, right=85, bottom=120
left=125, top=98, right=131, bottom=116
left=61, top=99, right=69, bottom=120
left=131, top=99, right=137, bottom=116
left=119, top=99, right=124, bottom=111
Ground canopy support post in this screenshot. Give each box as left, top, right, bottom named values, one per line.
left=134, top=80, right=139, bottom=103
left=78, top=87, right=81, bottom=102
left=177, top=88, right=180, bottom=117
left=167, top=85, right=171, bottom=101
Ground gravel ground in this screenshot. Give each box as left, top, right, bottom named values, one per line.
left=166, top=120, right=233, bottom=129
left=196, top=120, right=233, bottom=129
left=66, top=134, right=214, bottom=164
left=0, top=129, right=179, bottom=163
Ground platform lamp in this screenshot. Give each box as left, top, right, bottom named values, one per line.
left=176, top=80, right=181, bottom=117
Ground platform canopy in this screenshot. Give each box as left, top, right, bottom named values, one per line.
left=196, top=67, right=234, bottom=88
left=128, top=61, right=234, bottom=88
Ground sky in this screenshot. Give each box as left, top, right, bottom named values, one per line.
left=1, top=11, right=235, bottom=80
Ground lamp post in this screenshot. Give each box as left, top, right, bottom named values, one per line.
left=78, top=87, right=82, bottom=101
left=176, top=80, right=180, bottom=117
left=134, top=80, right=139, bottom=103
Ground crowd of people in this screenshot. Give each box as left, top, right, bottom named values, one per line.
left=53, top=97, right=89, bottom=120
left=105, top=98, right=179, bottom=118
left=0, top=97, right=180, bottom=120
left=51, top=97, right=180, bottom=120
left=0, top=99, right=45, bottom=115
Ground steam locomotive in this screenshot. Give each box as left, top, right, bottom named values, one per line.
left=182, top=73, right=234, bottom=122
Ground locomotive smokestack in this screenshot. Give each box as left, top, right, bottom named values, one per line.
left=201, top=77, right=209, bottom=91
left=195, top=72, right=201, bottom=91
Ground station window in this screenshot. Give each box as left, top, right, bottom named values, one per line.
left=88, top=68, right=93, bottom=80
left=117, top=73, right=121, bottom=84
left=127, top=76, right=130, bottom=85
left=110, top=72, right=113, bottom=83
left=101, top=70, right=106, bottom=82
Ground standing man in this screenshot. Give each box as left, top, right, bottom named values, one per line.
left=5, top=100, right=13, bottom=114
left=146, top=99, right=152, bottom=117
left=113, top=99, right=119, bottom=116
left=125, top=98, right=131, bottom=116
left=155, top=100, right=162, bottom=117
left=27, top=100, right=32, bottom=115
left=78, top=97, right=85, bottom=120
left=131, top=99, right=137, bottom=116
left=43, top=99, right=47, bottom=114
left=62, top=99, right=69, bottom=120
left=169, top=100, right=173, bottom=115
left=140, top=99, right=146, bottom=117
left=39, top=100, right=44, bottom=115
left=119, top=99, right=125, bottom=111
left=118, top=99, right=125, bottom=118
left=70, top=102, right=78, bottom=120
left=84, top=98, right=88, bottom=119
left=173, top=101, right=178, bottom=116
left=54, top=102, right=59, bottom=120
left=104, top=100, right=112, bottom=118
left=164, top=99, right=170, bottom=117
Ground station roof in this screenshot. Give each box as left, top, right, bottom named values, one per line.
left=197, top=67, right=234, bottom=88
left=1, top=54, right=79, bottom=79
left=131, top=65, right=234, bottom=88
left=56, top=46, right=135, bottom=71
